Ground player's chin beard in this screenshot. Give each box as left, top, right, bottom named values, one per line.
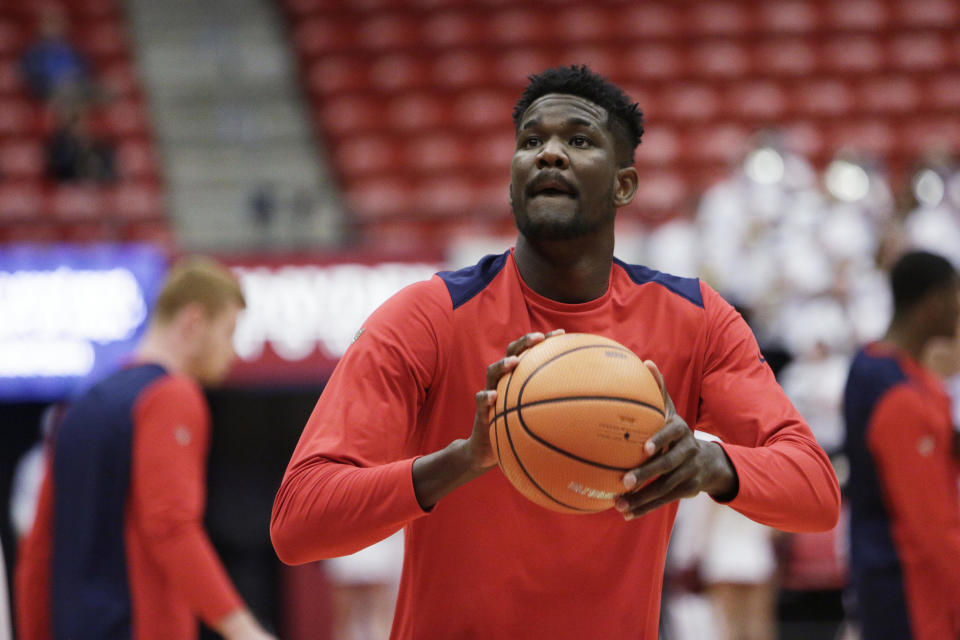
left=512, top=193, right=615, bottom=242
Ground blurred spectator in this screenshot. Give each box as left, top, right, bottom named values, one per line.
left=20, top=6, right=99, bottom=112
left=325, top=530, right=403, bottom=640
left=45, top=108, right=116, bottom=183
left=903, top=156, right=960, bottom=269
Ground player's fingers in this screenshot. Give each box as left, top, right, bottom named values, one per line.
left=616, top=471, right=700, bottom=520
left=622, top=421, right=694, bottom=489
left=505, top=332, right=545, bottom=357
left=643, top=359, right=677, bottom=417
left=475, top=389, right=498, bottom=424
left=545, top=328, right=566, bottom=338
left=485, top=356, right=519, bottom=390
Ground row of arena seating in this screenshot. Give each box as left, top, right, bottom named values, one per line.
left=0, top=0, right=168, bottom=248
left=279, top=0, right=960, bottom=230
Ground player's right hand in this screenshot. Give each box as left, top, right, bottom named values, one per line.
left=465, top=330, right=565, bottom=470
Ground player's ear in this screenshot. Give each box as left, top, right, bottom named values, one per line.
left=614, top=167, right=638, bottom=207
left=177, top=301, right=208, bottom=337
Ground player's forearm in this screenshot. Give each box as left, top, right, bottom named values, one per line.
left=412, top=438, right=491, bottom=510
left=271, top=456, right=427, bottom=564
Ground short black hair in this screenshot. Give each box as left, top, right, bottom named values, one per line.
left=512, top=65, right=644, bottom=166
left=891, top=250, right=958, bottom=316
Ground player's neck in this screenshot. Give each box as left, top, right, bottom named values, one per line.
left=514, top=232, right=613, bottom=303
left=135, top=326, right=191, bottom=377
left=882, top=322, right=928, bottom=362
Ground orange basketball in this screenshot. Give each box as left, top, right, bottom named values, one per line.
left=489, top=333, right=666, bottom=514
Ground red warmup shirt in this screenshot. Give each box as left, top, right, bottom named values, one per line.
left=271, top=250, right=840, bottom=640
left=16, top=366, right=243, bottom=640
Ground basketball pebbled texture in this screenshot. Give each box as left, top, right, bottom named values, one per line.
left=490, top=333, right=666, bottom=514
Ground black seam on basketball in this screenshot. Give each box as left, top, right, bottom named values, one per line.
left=515, top=344, right=657, bottom=473
left=490, top=395, right=665, bottom=423
left=501, top=389, right=592, bottom=512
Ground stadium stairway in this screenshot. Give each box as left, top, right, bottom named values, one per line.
left=126, top=0, right=342, bottom=251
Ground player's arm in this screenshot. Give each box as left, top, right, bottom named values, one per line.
left=623, top=285, right=839, bottom=530
left=272, top=281, right=446, bottom=564
left=14, top=455, right=54, bottom=640
left=131, top=377, right=273, bottom=639
left=868, top=386, right=960, bottom=595
left=411, top=331, right=563, bottom=509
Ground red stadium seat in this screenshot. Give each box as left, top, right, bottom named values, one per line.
left=631, top=170, right=686, bottom=213
left=0, top=58, right=19, bottom=95
left=690, top=41, right=750, bottom=79
left=0, top=18, right=25, bottom=55
left=689, top=2, right=751, bottom=36
left=757, top=2, right=820, bottom=34
left=97, top=99, right=149, bottom=137
left=661, top=83, right=720, bottom=122
left=830, top=119, right=895, bottom=156
left=782, top=121, right=826, bottom=158
left=123, top=218, right=176, bottom=251
left=334, top=135, right=403, bottom=177
left=73, top=19, right=127, bottom=59
left=620, top=4, right=679, bottom=39
left=821, top=36, right=885, bottom=74
left=623, top=44, right=681, bottom=81
left=0, top=98, right=34, bottom=137
left=432, top=50, right=492, bottom=88
left=726, top=81, right=787, bottom=121
left=420, top=10, right=484, bottom=49
left=890, top=33, right=948, bottom=72
left=404, top=133, right=463, bottom=174
left=497, top=49, right=554, bottom=87
left=859, top=77, right=920, bottom=114
left=367, top=53, right=429, bottom=92
left=452, top=90, right=516, bottom=129
left=0, top=219, right=61, bottom=243
left=0, top=139, right=44, bottom=178
left=697, top=123, right=751, bottom=164
left=115, top=140, right=159, bottom=181
left=554, top=6, right=613, bottom=44
left=107, top=182, right=163, bottom=219
left=486, top=8, right=553, bottom=47
left=795, top=79, right=855, bottom=117
left=928, top=74, right=960, bottom=110
left=896, top=0, right=958, bottom=27
left=414, top=177, right=474, bottom=216
left=49, top=185, right=105, bottom=220
left=99, top=60, right=140, bottom=98
left=356, top=13, right=420, bottom=51
left=753, top=39, right=817, bottom=77
left=0, top=182, right=43, bottom=220
left=344, top=178, right=415, bottom=220
left=386, top=93, right=450, bottom=132
left=635, top=127, right=680, bottom=166
left=306, top=56, right=370, bottom=95
left=59, top=218, right=119, bottom=242
left=318, top=96, right=383, bottom=138
left=294, top=16, right=358, bottom=56
left=826, top=0, right=889, bottom=30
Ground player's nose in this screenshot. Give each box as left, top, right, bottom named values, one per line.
left=536, top=138, right=568, bottom=170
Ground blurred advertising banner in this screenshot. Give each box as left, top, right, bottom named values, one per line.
left=220, top=252, right=443, bottom=387
left=0, top=244, right=168, bottom=401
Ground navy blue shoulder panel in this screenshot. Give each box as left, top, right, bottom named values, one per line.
left=437, top=250, right=510, bottom=310
left=612, top=258, right=704, bottom=308
left=52, top=363, right=167, bottom=640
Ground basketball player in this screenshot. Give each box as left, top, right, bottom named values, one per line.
left=271, top=65, right=840, bottom=639
left=16, top=258, right=275, bottom=640
left=843, top=250, right=960, bottom=640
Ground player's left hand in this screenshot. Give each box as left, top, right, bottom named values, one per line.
left=614, top=360, right=738, bottom=521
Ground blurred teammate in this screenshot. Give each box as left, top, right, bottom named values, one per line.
left=271, top=65, right=840, bottom=639
left=843, top=250, right=960, bottom=640
left=15, top=257, right=275, bottom=640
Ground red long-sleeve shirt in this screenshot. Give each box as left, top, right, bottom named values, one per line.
left=271, top=250, right=840, bottom=639
left=15, top=366, right=243, bottom=640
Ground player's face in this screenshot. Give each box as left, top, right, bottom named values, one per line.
left=193, top=302, right=241, bottom=385
left=509, top=94, right=626, bottom=241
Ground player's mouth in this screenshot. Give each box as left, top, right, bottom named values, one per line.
left=528, top=175, right=577, bottom=199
